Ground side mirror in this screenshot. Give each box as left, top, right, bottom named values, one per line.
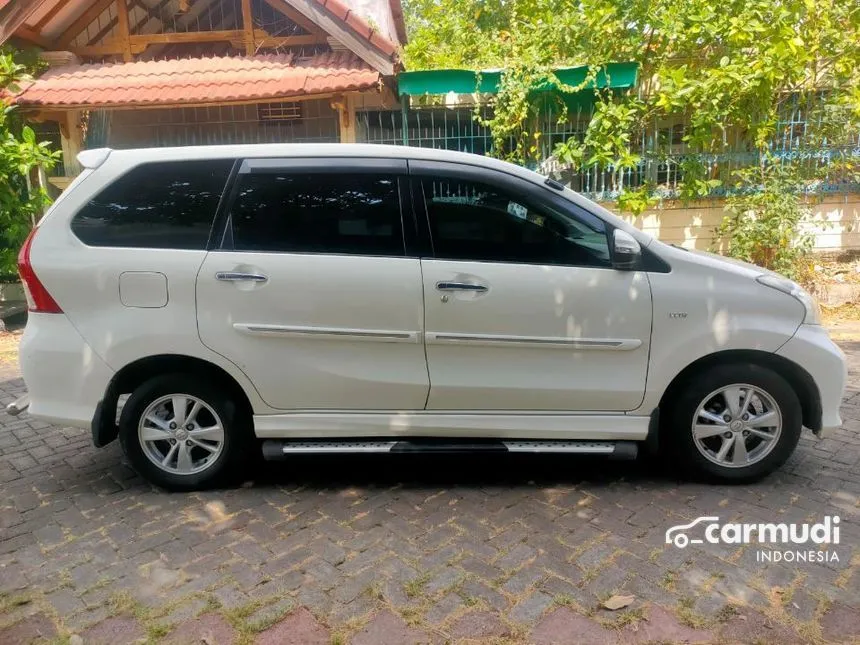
left=612, top=229, right=642, bottom=270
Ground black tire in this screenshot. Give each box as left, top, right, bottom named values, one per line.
left=664, top=363, right=802, bottom=483
left=119, top=373, right=251, bottom=491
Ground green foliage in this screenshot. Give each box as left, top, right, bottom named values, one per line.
left=474, top=66, right=563, bottom=163
left=0, top=45, right=47, bottom=79
left=556, top=97, right=642, bottom=170
left=677, top=158, right=722, bottom=202
left=402, top=0, right=858, bottom=271
left=0, top=52, right=60, bottom=279
left=402, top=0, right=859, bottom=180
left=616, top=183, right=658, bottom=217
left=715, top=161, right=815, bottom=280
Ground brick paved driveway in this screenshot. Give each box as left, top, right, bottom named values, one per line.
left=1, top=342, right=860, bottom=644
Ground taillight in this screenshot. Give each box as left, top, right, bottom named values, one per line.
left=17, top=228, right=62, bottom=314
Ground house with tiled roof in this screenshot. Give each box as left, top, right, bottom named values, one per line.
left=0, top=0, right=406, bottom=187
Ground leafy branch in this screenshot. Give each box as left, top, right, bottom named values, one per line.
left=402, top=0, right=859, bottom=275
left=0, top=51, right=61, bottom=279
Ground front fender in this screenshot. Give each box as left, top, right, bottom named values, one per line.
left=634, top=269, right=803, bottom=415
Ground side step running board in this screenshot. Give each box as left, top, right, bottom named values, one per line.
left=262, top=439, right=638, bottom=460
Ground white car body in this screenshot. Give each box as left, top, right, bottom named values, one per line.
left=14, top=144, right=846, bottom=486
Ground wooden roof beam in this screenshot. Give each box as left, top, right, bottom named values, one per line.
left=139, top=0, right=238, bottom=60
left=33, top=0, right=73, bottom=31
left=128, top=0, right=162, bottom=30
left=261, top=0, right=324, bottom=36
left=276, top=0, right=394, bottom=75
left=89, top=0, right=172, bottom=50
left=115, top=0, right=132, bottom=61
left=15, top=25, right=52, bottom=48
left=56, top=0, right=116, bottom=48
left=19, top=90, right=349, bottom=112
left=0, top=0, right=51, bottom=45
left=71, top=28, right=325, bottom=56
left=240, top=0, right=254, bottom=55
left=255, top=33, right=324, bottom=48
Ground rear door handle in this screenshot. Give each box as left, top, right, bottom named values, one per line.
left=215, top=272, right=268, bottom=283
left=436, top=281, right=488, bottom=293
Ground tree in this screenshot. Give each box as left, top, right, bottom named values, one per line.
left=0, top=50, right=60, bottom=279
left=401, top=0, right=860, bottom=276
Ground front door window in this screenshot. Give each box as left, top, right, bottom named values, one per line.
left=420, top=177, right=611, bottom=267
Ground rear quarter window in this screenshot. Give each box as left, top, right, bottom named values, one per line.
left=71, top=159, right=233, bottom=249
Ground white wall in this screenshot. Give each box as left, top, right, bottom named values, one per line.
left=609, top=196, right=860, bottom=253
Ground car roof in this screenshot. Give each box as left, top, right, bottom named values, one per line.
left=100, top=143, right=536, bottom=181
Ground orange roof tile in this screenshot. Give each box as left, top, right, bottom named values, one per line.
left=14, top=52, right=381, bottom=109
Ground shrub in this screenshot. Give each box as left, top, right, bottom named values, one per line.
left=715, top=161, right=815, bottom=281
left=0, top=52, right=60, bottom=279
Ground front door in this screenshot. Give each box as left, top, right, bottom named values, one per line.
left=413, top=162, right=652, bottom=411
left=196, top=158, right=429, bottom=411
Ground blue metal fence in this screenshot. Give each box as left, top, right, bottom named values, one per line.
left=356, top=100, right=860, bottom=200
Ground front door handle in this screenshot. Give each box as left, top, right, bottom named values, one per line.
left=216, top=272, right=268, bottom=283
left=436, top=281, right=488, bottom=293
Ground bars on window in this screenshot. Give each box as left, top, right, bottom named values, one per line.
left=258, top=102, right=303, bottom=122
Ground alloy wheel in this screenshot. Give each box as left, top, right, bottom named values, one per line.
left=137, top=394, right=225, bottom=475
left=691, top=383, right=782, bottom=468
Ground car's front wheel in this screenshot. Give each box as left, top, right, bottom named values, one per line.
left=666, top=363, right=802, bottom=483
left=119, top=374, right=250, bottom=491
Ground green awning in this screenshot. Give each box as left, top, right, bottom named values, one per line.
left=397, top=62, right=639, bottom=97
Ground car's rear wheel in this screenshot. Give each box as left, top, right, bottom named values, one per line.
left=665, top=363, right=802, bottom=483
left=119, top=374, right=250, bottom=491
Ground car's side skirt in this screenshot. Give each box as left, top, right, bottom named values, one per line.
left=260, top=438, right=640, bottom=460
left=253, top=412, right=650, bottom=441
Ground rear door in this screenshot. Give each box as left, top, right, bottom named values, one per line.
left=196, top=158, right=429, bottom=411
left=55, top=158, right=234, bottom=374
left=413, top=161, right=652, bottom=411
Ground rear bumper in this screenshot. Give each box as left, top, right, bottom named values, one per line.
left=777, top=324, right=846, bottom=438
left=19, top=313, right=114, bottom=429
left=6, top=394, right=29, bottom=416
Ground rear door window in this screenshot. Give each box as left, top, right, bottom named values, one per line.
left=228, top=172, right=406, bottom=256
left=71, top=159, right=233, bottom=249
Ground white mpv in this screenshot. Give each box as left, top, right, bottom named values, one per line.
left=11, top=144, right=846, bottom=490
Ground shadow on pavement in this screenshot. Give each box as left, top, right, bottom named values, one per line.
left=245, top=452, right=682, bottom=490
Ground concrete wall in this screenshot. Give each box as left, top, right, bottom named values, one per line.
left=608, top=195, right=860, bottom=253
